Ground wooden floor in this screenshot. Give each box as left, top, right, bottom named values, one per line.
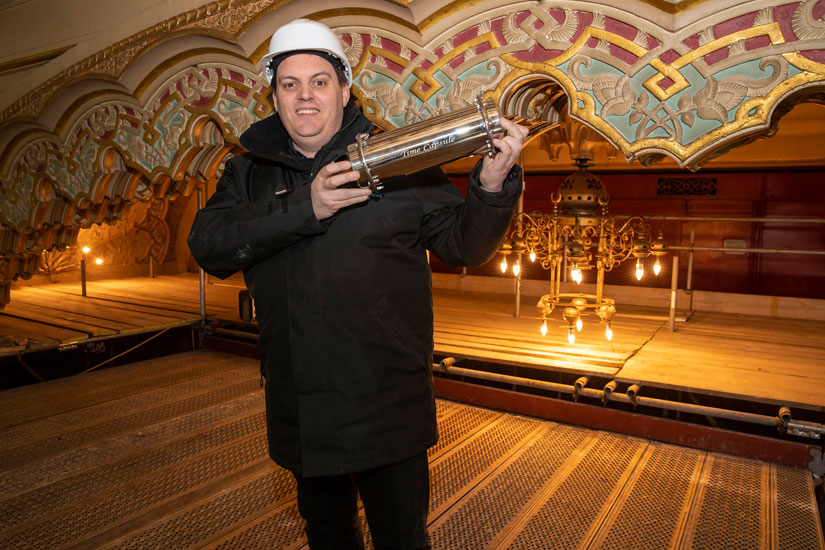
left=432, top=287, right=825, bottom=412
left=2, top=273, right=825, bottom=413
left=0, top=350, right=821, bottom=550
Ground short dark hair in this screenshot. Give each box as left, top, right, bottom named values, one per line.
left=268, top=50, right=349, bottom=87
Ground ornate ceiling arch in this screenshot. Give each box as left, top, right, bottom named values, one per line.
left=1, top=0, right=824, bottom=306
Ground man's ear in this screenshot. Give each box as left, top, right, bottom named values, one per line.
left=271, top=91, right=278, bottom=113
left=341, top=85, right=350, bottom=105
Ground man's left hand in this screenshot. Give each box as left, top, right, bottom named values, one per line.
left=478, top=117, right=529, bottom=193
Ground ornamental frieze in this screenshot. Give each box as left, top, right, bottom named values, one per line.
left=340, top=2, right=825, bottom=165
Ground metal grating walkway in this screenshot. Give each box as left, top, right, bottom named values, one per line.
left=0, top=350, right=821, bottom=549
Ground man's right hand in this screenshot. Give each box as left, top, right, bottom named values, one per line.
left=310, top=160, right=372, bottom=220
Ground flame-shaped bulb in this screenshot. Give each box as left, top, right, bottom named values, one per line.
left=576, top=317, right=583, bottom=332
left=635, top=258, right=644, bottom=281
left=512, top=262, right=521, bottom=277
left=500, top=257, right=508, bottom=273
left=529, top=250, right=537, bottom=263
left=540, top=320, right=548, bottom=336
left=605, top=324, right=613, bottom=341
left=567, top=328, right=575, bottom=345
left=653, top=257, right=661, bottom=276
left=571, top=266, right=583, bottom=284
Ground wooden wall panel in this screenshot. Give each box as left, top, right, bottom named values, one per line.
left=437, top=169, right=825, bottom=300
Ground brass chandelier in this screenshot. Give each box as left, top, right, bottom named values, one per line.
left=499, top=157, right=667, bottom=344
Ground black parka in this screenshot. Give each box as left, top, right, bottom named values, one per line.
left=187, top=102, right=522, bottom=476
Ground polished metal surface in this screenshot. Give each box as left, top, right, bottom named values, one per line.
left=0, top=350, right=821, bottom=549
left=347, top=96, right=503, bottom=192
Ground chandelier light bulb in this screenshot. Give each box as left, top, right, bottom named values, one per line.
left=540, top=320, right=548, bottom=336
left=605, top=324, right=613, bottom=341
left=635, top=258, right=644, bottom=281
left=95, top=258, right=103, bottom=265
left=529, top=250, right=536, bottom=263
left=653, top=257, right=662, bottom=276
left=571, top=265, right=583, bottom=284
left=567, top=328, right=576, bottom=345
left=576, top=317, right=583, bottom=332
left=82, top=246, right=90, bottom=255
left=512, top=262, right=521, bottom=277
left=500, top=257, right=508, bottom=273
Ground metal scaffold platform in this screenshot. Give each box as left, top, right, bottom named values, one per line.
left=0, top=350, right=821, bottom=549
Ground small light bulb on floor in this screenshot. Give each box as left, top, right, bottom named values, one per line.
left=605, top=324, right=613, bottom=341
left=635, top=258, right=644, bottom=281
left=576, top=317, right=583, bottom=332
left=568, top=328, right=575, bottom=345
left=540, top=320, right=547, bottom=336
left=653, top=257, right=661, bottom=276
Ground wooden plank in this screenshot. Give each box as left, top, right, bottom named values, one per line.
left=0, top=303, right=120, bottom=337
left=0, top=315, right=88, bottom=348
left=32, top=283, right=226, bottom=315
left=627, top=335, right=825, bottom=366
left=433, top=339, right=621, bottom=372
left=624, top=339, right=825, bottom=371
left=433, top=318, right=661, bottom=347
left=434, top=318, right=655, bottom=354
left=92, top=278, right=228, bottom=303
left=616, top=355, right=825, bottom=411
left=434, top=340, right=621, bottom=377
left=11, top=288, right=196, bottom=329
left=615, top=326, right=825, bottom=411
left=619, top=344, right=825, bottom=381
left=434, top=332, right=625, bottom=367
left=2, top=301, right=137, bottom=332
left=676, top=324, right=825, bottom=347
left=677, top=311, right=825, bottom=342
left=18, top=286, right=199, bottom=320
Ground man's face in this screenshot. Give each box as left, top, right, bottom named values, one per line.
left=271, top=53, right=350, bottom=158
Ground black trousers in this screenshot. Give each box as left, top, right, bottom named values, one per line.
left=293, top=452, right=431, bottom=549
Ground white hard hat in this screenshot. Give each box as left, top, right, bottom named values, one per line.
left=261, top=19, right=353, bottom=87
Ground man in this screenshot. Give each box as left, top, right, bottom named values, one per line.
left=187, top=18, right=527, bottom=549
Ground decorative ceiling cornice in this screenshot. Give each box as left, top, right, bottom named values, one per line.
left=0, top=0, right=287, bottom=129
left=0, top=44, right=75, bottom=75
left=0, top=0, right=733, bottom=130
